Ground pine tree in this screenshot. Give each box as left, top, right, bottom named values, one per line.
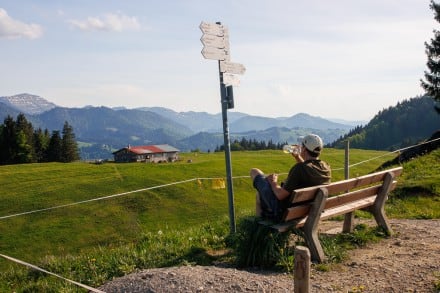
left=15, top=114, right=34, bottom=162
left=15, top=130, right=33, bottom=163
left=421, top=0, right=440, bottom=113
left=47, top=131, right=62, bottom=162
left=33, top=128, right=50, bottom=162
left=61, top=121, right=80, bottom=162
left=0, top=116, right=16, bottom=164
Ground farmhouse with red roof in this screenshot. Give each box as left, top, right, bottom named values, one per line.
left=112, top=144, right=180, bottom=163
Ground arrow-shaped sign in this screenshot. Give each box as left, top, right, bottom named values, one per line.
left=201, top=47, right=230, bottom=61
left=199, top=21, right=226, bottom=36
left=223, top=73, right=240, bottom=87
left=220, top=61, right=246, bottom=75
left=200, top=34, right=229, bottom=50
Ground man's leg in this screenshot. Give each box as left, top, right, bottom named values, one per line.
left=256, top=191, right=262, bottom=216
left=251, top=168, right=266, bottom=216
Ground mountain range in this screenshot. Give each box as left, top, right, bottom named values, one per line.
left=0, top=93, right=362, bottom=159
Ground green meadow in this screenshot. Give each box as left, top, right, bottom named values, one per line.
left=0, top=148, right=439, bottom=291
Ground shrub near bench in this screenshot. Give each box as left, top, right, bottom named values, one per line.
left=261, top=166, right=403, bottom=263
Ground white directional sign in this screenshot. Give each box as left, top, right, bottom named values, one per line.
left=223, top=73, right=240, bottom=86
left=220, top=61, right=246, bottom=75
left=201, top=47, right=229, bottom=61
left=200, top=21, right=230, bottom=61
left=199, top=21, right=226, bottom=36
left=200, top=34, right=229, bottom=50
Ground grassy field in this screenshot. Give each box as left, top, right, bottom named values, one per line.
left=0, top=148, right=439, bottom=291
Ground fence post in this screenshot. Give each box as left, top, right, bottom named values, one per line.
left=344, top=140, right=349, bottom=180
left=343, top=140, right=354, bottom=232
left=294, top=246, right=311, bottom=293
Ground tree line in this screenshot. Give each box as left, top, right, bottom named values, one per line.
left=215, top=138, right=287, bottom=152
left=0, top=114, right=79, bottom=165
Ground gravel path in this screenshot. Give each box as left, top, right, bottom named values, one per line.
left=98, top=219, right=440, bottom=293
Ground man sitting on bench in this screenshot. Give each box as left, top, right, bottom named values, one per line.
left=250, top=134, right=332, bottom=221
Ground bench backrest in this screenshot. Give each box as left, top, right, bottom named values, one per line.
left=281, top=166, right=403, bottom=224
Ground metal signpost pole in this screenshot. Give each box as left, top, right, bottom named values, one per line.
left=218, top=64, right=236, bottom=233
left=200, top=21, right=245, bottom=234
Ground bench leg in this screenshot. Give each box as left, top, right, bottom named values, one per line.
left=371, top=172, right=394, bottom=235
left=302, top=188, right=328, bottom=263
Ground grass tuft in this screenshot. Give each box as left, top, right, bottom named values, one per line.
left=231, top=217, right=290, bottom=269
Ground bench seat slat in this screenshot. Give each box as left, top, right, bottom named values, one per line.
left=275, top=196, right=377, bottom=232
left=283, top=204, right=310, bottom=222
left=324, top=185, right=380, bottom=209
left=295, top=196, right=377, bottom=228
left=319, top=196, right=376, bottom=221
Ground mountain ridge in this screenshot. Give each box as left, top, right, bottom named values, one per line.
left=0, top=93, right=365, bottom=159
left=329, top=96, right=440, bottom=150
left=0, top=93, right=57, bottom=115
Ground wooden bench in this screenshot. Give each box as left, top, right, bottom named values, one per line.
left=262, top=166, right=403, bottom=263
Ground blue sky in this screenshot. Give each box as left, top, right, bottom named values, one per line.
left=0, top=0, right=435, bottom=121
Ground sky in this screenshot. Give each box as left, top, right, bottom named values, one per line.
left=0, top=0, right=436, bottom=121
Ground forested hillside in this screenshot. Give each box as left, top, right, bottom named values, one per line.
left=329, top=96, right=440, bottom=150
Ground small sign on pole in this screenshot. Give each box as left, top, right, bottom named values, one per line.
left=223, top=73, right=241, bottom=87
left=201, top=47, right=229, bottom=61
left=199, top=21, right=226, bottom=36
left=200, top=34, right=229, bottom=50
left=220, top=61, right=246, bottom=75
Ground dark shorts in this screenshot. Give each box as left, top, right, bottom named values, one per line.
left=253, top=174, right=282, bottom=220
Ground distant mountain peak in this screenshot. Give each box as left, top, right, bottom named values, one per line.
left=0, top=93, right=57, bottom=115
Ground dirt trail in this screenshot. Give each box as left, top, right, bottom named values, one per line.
left=98, top=219, right=440, bottom=293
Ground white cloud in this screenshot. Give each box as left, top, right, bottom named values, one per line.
left=68, top=12, right=142, bottom=32
left=0, top=8, right=43, bottom=39
left=271, top=84, right=294, bottom=97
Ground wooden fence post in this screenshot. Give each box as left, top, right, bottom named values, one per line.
left=343, top=140, right=354, bottom=232
left=294, top=246, right=311, bottom=293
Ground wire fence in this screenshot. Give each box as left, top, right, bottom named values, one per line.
left=0, top=137, right=439, bottom=291
left=2, top=137, right=439, bottom=222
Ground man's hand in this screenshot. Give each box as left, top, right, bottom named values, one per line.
left=267, top=173, right=278, bottom=184
left=292, top=152, right=304, bottom=163
left=267, top=173, right=290, bottom=200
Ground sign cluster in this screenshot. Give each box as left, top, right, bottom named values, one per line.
left=200, top=21, right=245, bottom=86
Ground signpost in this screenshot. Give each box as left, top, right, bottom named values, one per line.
left=200, top=21, right=246, bottom=233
